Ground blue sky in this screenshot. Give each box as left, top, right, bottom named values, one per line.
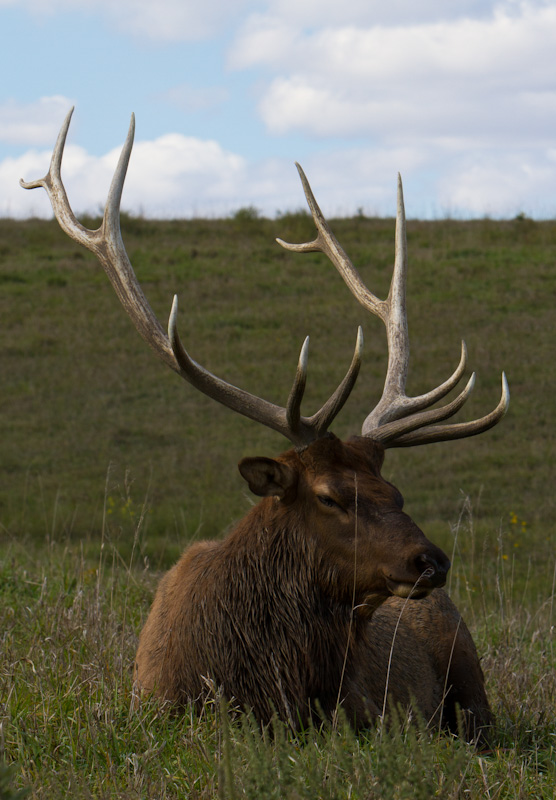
left=1, top=0, right=556, bottom=219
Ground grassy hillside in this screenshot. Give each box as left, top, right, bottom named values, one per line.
left=1, top=212, right=555, bottom=797
left=1, top=213, right=554, bottom=554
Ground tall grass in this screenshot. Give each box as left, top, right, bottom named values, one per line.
left=1, top=490, right=554, bottom=798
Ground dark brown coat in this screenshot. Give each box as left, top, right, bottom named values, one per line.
left=135, top=435, right=491, bottom=738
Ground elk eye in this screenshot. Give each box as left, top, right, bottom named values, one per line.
left=318, top=495, right=341, bottom=509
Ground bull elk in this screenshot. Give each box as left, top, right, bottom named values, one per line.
left=22, top=109, right=508, bottom=741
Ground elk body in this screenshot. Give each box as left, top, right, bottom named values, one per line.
left=135, top=435, right=488, bottom=735
left=22, top=110, right=509, bottom=740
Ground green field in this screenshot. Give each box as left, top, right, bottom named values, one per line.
left=1, top=211, right=555, bottom=797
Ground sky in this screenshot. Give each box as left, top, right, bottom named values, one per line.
left=1, top=0, right=556, bottom=220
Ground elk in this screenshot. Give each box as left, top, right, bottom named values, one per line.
left=21, top=109, right=509, bottom=741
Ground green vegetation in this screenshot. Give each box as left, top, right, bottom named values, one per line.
left=1, top=518, right=554, bottom=798
left=1, top=213, right=555, bottom=797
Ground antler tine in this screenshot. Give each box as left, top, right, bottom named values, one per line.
left=277, top=164, right=385, bottom=321
left=21, top=110, right=364, bottom=448
left=308, top=325, right=364, bottom=437
left=20, top=107, right=92, bottom=251
left=278, top=166, right=509, bottom=447
left=363, top=177, right=471, bottom=434
left=20, top=107, right=174, bottom=369
left=168, top=297, right=362, bottom=445
left=390, top=373, right=510, bottom=447
left=286, top=336, right=309, bottom=433
left=374, top=372, right=476, bottom=444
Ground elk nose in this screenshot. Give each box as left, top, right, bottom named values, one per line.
left=414, top=552, right=450, bottom=587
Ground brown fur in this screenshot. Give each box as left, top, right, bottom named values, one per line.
left=135, top=434, right=492, bottom=739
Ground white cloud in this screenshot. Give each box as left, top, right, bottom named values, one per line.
left=255, top=0, right=501, bottom=29
left=438, top=150, right=556, bottom=217
left=0, top=96, right=73, bottom=145
left=2, top=2, right=556, bottom=219
left=4, top=131, right=556, bottom=222
left=222, top=0, right=556, bottom=219
left=230, top=1, right=556, bottom=144
left=233, top=1, right=556, bottom=73
left=103, top=0, right=255, bottom=42
left=123, top=135, right=246, bottom=215
left=3, top=132, right=410, bottom=221
left=3, top=0, right=256, bottom=41
left=258, top=76, right=556, bottom=144
left=6, top=132, right=251, bottom=219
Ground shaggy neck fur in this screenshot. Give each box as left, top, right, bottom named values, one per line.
left=145, top=496, right=368, bottom=727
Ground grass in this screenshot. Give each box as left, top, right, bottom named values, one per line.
left=2, top=213, right=556, bottom=549
left=1, top=211, right=555, bottom=797
left=1, top=506, right=554, bottom=798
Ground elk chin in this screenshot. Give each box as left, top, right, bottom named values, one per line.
left=354, top=592, right=390, bottom=619
left=385, top=578, right=432, bottom=600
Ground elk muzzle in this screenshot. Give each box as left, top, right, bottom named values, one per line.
left=380, top=519, right=451, bottom=600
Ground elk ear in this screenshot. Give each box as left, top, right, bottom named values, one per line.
left=238, top=457, right=297, bottom=499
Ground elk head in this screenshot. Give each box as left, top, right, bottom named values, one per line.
left=239, top=434, right=451, bottom=613
left=20, top=109, right=509, bottom=607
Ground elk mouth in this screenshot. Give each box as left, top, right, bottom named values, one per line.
left=384, top=578, right=434, bottom=599
left=384, top=564, right=446, bottom=599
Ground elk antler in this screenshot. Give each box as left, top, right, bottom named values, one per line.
left=20, top=109, right=362, bottom=447
left=277, top=165, right=509, bottom=447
